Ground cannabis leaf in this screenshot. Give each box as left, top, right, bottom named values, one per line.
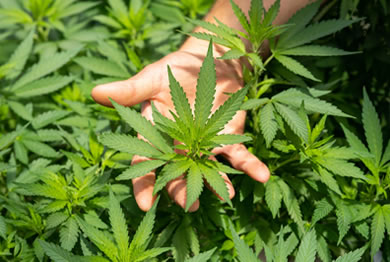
left=296, top=229, right=317, bottom=262
left=371, top=206, right=385, bottom=257
left=100, top=41, right=248, bottom=209
left=333, top=247, right=366, bottom=262
left=311, top=198, right=334, bottom=225
left=229, top=221, right=259, bottom=262
left=362, top=88, right=383, bottom=164
left=77, top=191, right=169, bottom=261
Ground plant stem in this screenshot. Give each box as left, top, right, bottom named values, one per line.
left=272, top=154, right=300, bottom=173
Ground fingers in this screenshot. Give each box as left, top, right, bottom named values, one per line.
left=91, top=64, right=160, bottom=107
left=166, top=176, right=200, bottom=212
left=131, top=155, right=157, bottom=212
left=213, top=144, right=270, bottom=183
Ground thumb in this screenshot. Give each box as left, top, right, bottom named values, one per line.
left=91, top=65, right=160, bottom=107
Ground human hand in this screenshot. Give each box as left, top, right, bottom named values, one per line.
left=92, top=41, right=270, bottom=212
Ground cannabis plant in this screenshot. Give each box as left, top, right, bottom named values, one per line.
left=188, top=0, right=359, bottom=147
left=0, top=0, right=98, bottom=41
left=100, top=41, right=250, bottom=211
left=39, top=191, right=169, bottom=261
left=1, top=0, right=389, bottom=261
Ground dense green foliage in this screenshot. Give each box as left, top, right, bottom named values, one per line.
left=0, top=0, right=389, bottom=261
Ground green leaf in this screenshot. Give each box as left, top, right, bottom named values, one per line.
left=274, top=102, right=309, bottom=142
left=151, top=102, right=186, bottom=143
left=340, top=123, right=369, bottom=153
left=336, top=203, right=352, bottom=244
left=13, top=46, right=82, bottom=89
left=275, top=54, right=319, bottom=81
left=228, top=222, right=258, bottom=262
left=97, top=41, right=126, bottom=68
left=0, top=216, right=6, bottom=239
left=184, top=248, right=216, bottom=262
left=247, top=53, right=265, bottom=69
left=109, top=190, right=129, bottom=259
left=8, top=100, right=32, bottom=121
left=295, top=230, right=317, bottom=262
left=211, top=161, right=243, bottom=174
left=76, top=217, right=118, bottom=261
left=22, top=139, right=60, bottom=158
left=381, top=139, right=390, bottom=165
left=46, top=212, right=69, bottom=229
left=263, top=0, right=280, bottom=26
left=75, top=57, right=129, bottom=78
left=57, top=2, right=98, bottom=18
left=273, top=88, right=350, bottom=117
left=277, top=179, right=304, bottom=230
left=229, top=0, right=250, bottom=33
left=99, top=133, right=163, bottom=158
left=22, top=183, right=67, bottom=200
left=283, top=232, right=299, bottom=259
left=32, top=110, right=70, bottom=129
left=279, top=45, right=359, bottom=56
left=283, top=19, right=357, bottom=49
left=107, top=0, right=128, bottom=18
left=185, top=163, right=204, bottom=212
left=316, top=166, right=342, bottom=195
left=317, top=236, right=331, bottom=262
left=382, top=206, right=390, bottom=251
left=371, top=206, right=385, bottom=257
left=5, top=28, right=34, bottom=79
left=355, top=221, right=370, bottom=239
left=362, top=88, right=383, bottom=164
left=14, top=140, right=28, bottom=164
left=277, top=1, right=321, bottom=46
left=265, top=178, right=282, bottom=218
left=240, top=98, right=269, bottom=110
left=186, top=225, right=200, bottom=256
left=14, top=76, right=73, bottom=97
left=168, top=66, right=194, bottom=130
left=248, top=0, right=263, bottom=38
left=333, top=247, right=366, bottom=262
left=39, top=240, right=80, bottom=262
left=111, top=100, right=173, bottom=154
left=318, top=158, right=366, bottom=180
left=311, top=115, right=327, bottom=142
left=133, top=248, right=171, bottom=262
left=189, top=19, right=245, bottom=51
left=312, top=198, right=334, bottom=225
left=187, top=32, right=232, bottom=48
left=204, top=86, right=248, bottom=138
left=208, top=134, right=252, bottom=146
left=201, top=163, right=231, bottom=205
left=219, top=49, right=245, bottom=60
left=0, top=129, right=23, bottom=150
left=194, top=41, right=216, bottom=133
left=117, top=160, right=166, bottom=181
left=172, top=223, right=189, bottom=261
left=154, top=160, right=192, bottom=194
left=60, top=217, right=79, bottom=251
left=322, top=147, right=358, bottom=160
left=129, top=199, right=159, bottom=255
left=84, top=212, right=108, bottom=229
left=260, top=103, right=278, bottom=147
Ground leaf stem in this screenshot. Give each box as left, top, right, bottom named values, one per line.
left=272, top=154, right=300, bottom=173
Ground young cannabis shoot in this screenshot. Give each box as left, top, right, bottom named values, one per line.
left=100, top=42, right=251, bottom=211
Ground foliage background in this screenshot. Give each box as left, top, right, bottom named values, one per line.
left=0, top=0, right=389, bottom=261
